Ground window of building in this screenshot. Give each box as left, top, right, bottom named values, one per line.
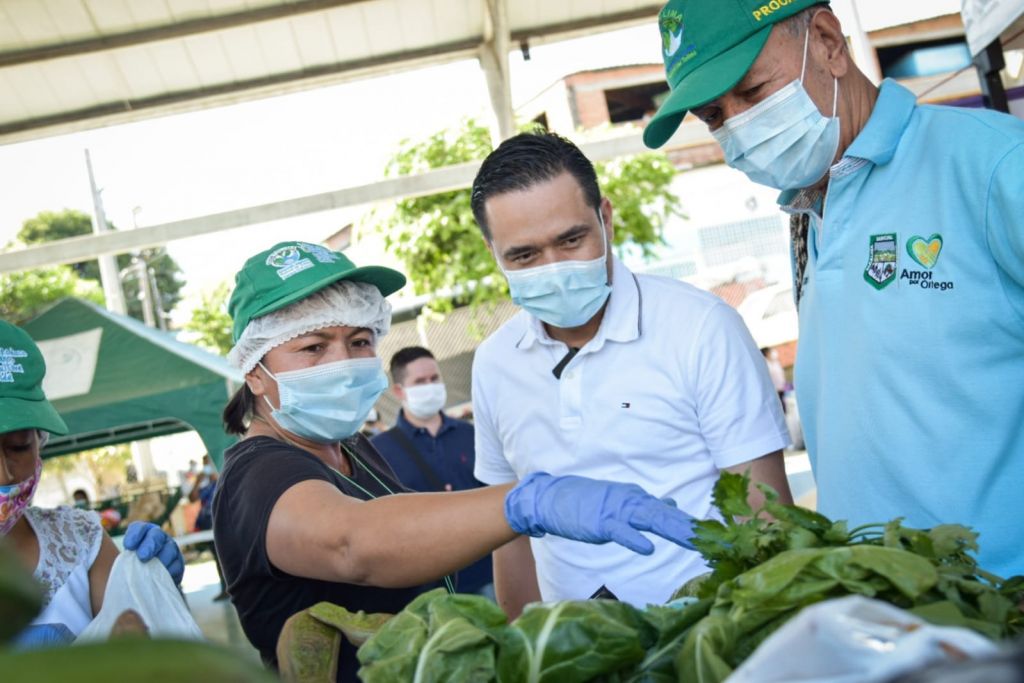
left=877, top=37, right=972, bottom=79
left=604, top=82, right=670, bottom=124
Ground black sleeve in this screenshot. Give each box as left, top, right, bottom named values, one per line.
left=216, top=438, right=336, bottom=578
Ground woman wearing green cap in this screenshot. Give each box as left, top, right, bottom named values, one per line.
left=213, top=241, right=701, bottom=680
left=0, top=320, right=185, bottom=648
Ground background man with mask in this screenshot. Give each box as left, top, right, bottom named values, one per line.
left=469, top=131, right=793, bottom=618
left=643, top=0, right=1024, bottom=578
left=371, top=345, right=493, bottom=596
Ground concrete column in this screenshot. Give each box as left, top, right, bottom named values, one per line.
left=479, top=0, right=514, bottom=147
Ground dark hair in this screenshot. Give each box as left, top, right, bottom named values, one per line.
left=390, top=346, right=435, bottom=385
left=223, top=384, right=258, bottom=436
left=470, top=131, right=601, bottom=240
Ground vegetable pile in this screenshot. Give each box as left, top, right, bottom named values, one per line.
left=301, top=472, right=1023, bottom=682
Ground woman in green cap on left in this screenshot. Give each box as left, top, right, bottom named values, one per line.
left=0, top=320, right=184, bottom=648
left=213, top=241, right=701, bottom=680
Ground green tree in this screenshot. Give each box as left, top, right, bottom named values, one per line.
left=16, top=209, right=185, bottom=324
left=183, top=283, right=234, bottom=356
left=369, top=120, right=681, bottom=311
left=0, top=266, right=103, bottom=325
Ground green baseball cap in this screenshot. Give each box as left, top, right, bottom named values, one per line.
left=644, top=0, right=828, bottom=149
left=229, top=241, right=407, bottom=342
left=0, top=321, right=69, bottom=436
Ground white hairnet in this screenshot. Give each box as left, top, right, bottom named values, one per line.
left=228, top=280, right=392, bottom=373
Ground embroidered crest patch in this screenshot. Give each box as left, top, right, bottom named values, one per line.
left=864, top=233, right=898, bottom=290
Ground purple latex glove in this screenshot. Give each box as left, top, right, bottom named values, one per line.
left=123, top=521, right=184, bottom=585
left=505, top=472, right=696, bottom=555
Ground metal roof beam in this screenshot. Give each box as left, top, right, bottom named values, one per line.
left=0, top=0, right=370, bottom=68
left=0, top=129, right=713, bottom=275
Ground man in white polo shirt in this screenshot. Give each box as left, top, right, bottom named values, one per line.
left=470, top=131, right=793, bottom=616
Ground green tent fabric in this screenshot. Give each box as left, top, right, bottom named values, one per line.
left=21, top=298, right=240, bottom=468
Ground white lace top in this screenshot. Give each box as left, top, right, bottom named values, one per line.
left=26, top=506, right=103, bottom=637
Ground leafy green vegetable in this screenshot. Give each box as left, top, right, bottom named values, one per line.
left=308, top=602, right=393, bottom=647
left=342, top=471, right=1023, bottom=683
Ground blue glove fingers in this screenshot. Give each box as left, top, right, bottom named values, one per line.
left=156, top=539, right=185, bottom=585
left=637, top=505, right=697, bottom=550
left=122, top=520, right=146, bottom=550
left=126, top=522, right=167, bottom=561
left=603, top=520, right=655, bottom=555
left=14, top=623, right=75, bottom=650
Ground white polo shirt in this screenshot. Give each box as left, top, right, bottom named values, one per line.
left=473, top=257, right=790, bottom=606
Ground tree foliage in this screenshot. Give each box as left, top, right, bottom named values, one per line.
left=0, top=266, right=103, bottom=325
left=15, top=209, right=185, bottom=324
left=368, top=120, right=681, bottom=311
left=183, top=283, right=234, bottom=357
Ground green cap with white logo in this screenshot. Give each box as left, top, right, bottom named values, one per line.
left=228, top=241, right=406, bottom=343
left=0, top=320, right=69, bottom=435
left=644, top=0, right=829, bottom=149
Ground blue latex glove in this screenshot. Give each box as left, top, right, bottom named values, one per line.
left=13, top=623, right=75, bottom=650
left=123, top=521, right=185, bottom=585
left=505, top=472, right=696, bottom=555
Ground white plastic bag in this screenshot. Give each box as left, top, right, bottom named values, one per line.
left=76, top=551, right=204, bottom=642
left=727, top=595, right=998, bottom=683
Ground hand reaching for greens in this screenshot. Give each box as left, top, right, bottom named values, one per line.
left=504, top=472, right=696, bottom=554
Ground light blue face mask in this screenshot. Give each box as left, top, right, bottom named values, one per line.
left=502, top=213, right=612, bottom=329
left=259, top=357, right=388, bottom=443
left=712, top=28, right=840, bottom=191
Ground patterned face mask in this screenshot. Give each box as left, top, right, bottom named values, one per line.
left=0, top=456, right=42, bottom=536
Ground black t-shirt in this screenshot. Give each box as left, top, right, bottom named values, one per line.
left=212, top=434, right=430, bottom=681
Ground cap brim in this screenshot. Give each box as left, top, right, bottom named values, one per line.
left=250, top=265, right=407, bottom=322
left=0, top=396, right=69, bottom=436
left=643, top=25, right=773, bottom=149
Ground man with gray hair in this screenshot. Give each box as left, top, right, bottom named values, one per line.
left=645, top=0, right=1024, bottom=577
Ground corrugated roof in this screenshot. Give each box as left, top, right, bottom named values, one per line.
left=0, top=0, right=662, bottom=145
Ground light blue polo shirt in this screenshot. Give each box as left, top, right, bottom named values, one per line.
left=781, top=80, right=1024, bottom=578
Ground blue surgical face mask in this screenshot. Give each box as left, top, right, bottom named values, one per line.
left=502, top=213, right=612, bottom=329
left=712, top=28, right=840, bottom=191
left=259, top=357, right=388, bottom=443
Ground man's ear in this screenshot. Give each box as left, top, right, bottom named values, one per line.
left=812, top=10, right=850, bottom=79
left=391, top=383, right=405, bottom=402
left=600, top=197, right=614, bottom=243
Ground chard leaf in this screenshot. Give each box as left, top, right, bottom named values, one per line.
left=845, top=546, right=938, bottom=600
left=675, top=615, right=737, bottom=683
left=307, top=602, right=392, bottom=647
left=510, top=600, right=650, bottom=683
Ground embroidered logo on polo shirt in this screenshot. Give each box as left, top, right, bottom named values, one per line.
left=900, top=234, right=954, bottom=291
left=864, top=233, right=898, bottom=290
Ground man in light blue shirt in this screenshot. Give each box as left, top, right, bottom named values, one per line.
left=644, top=0, right=1024, bottom=577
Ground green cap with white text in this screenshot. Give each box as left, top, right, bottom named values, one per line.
left=644, top=0, right=829, bottom=149
left=228, top=241, right=406, bottom=343
left=0, top=320, right=69, bottom=436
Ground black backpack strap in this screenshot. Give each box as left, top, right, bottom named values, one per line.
left=384, top=427, right=446, bottom=492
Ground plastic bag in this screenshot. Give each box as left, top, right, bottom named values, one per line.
left=727, top=595, right=998, bottom=683
left=76, top=551, right=204, bottom=642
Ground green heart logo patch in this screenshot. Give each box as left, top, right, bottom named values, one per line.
left=907, top=234, right=943, bottom=269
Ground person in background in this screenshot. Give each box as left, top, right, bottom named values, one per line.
left=0, top=320, right=184, bottom=648
left=469, top=132, right=793, bottom=618
left=643, top=0, right=1024, bottom=577
left=761, top=347, right=787, bottom=413
left=188, top=454, right=227, bottom=601
left=71, top=489, right=91, bottom=510
left=371, top=346, right=494, bottom=597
